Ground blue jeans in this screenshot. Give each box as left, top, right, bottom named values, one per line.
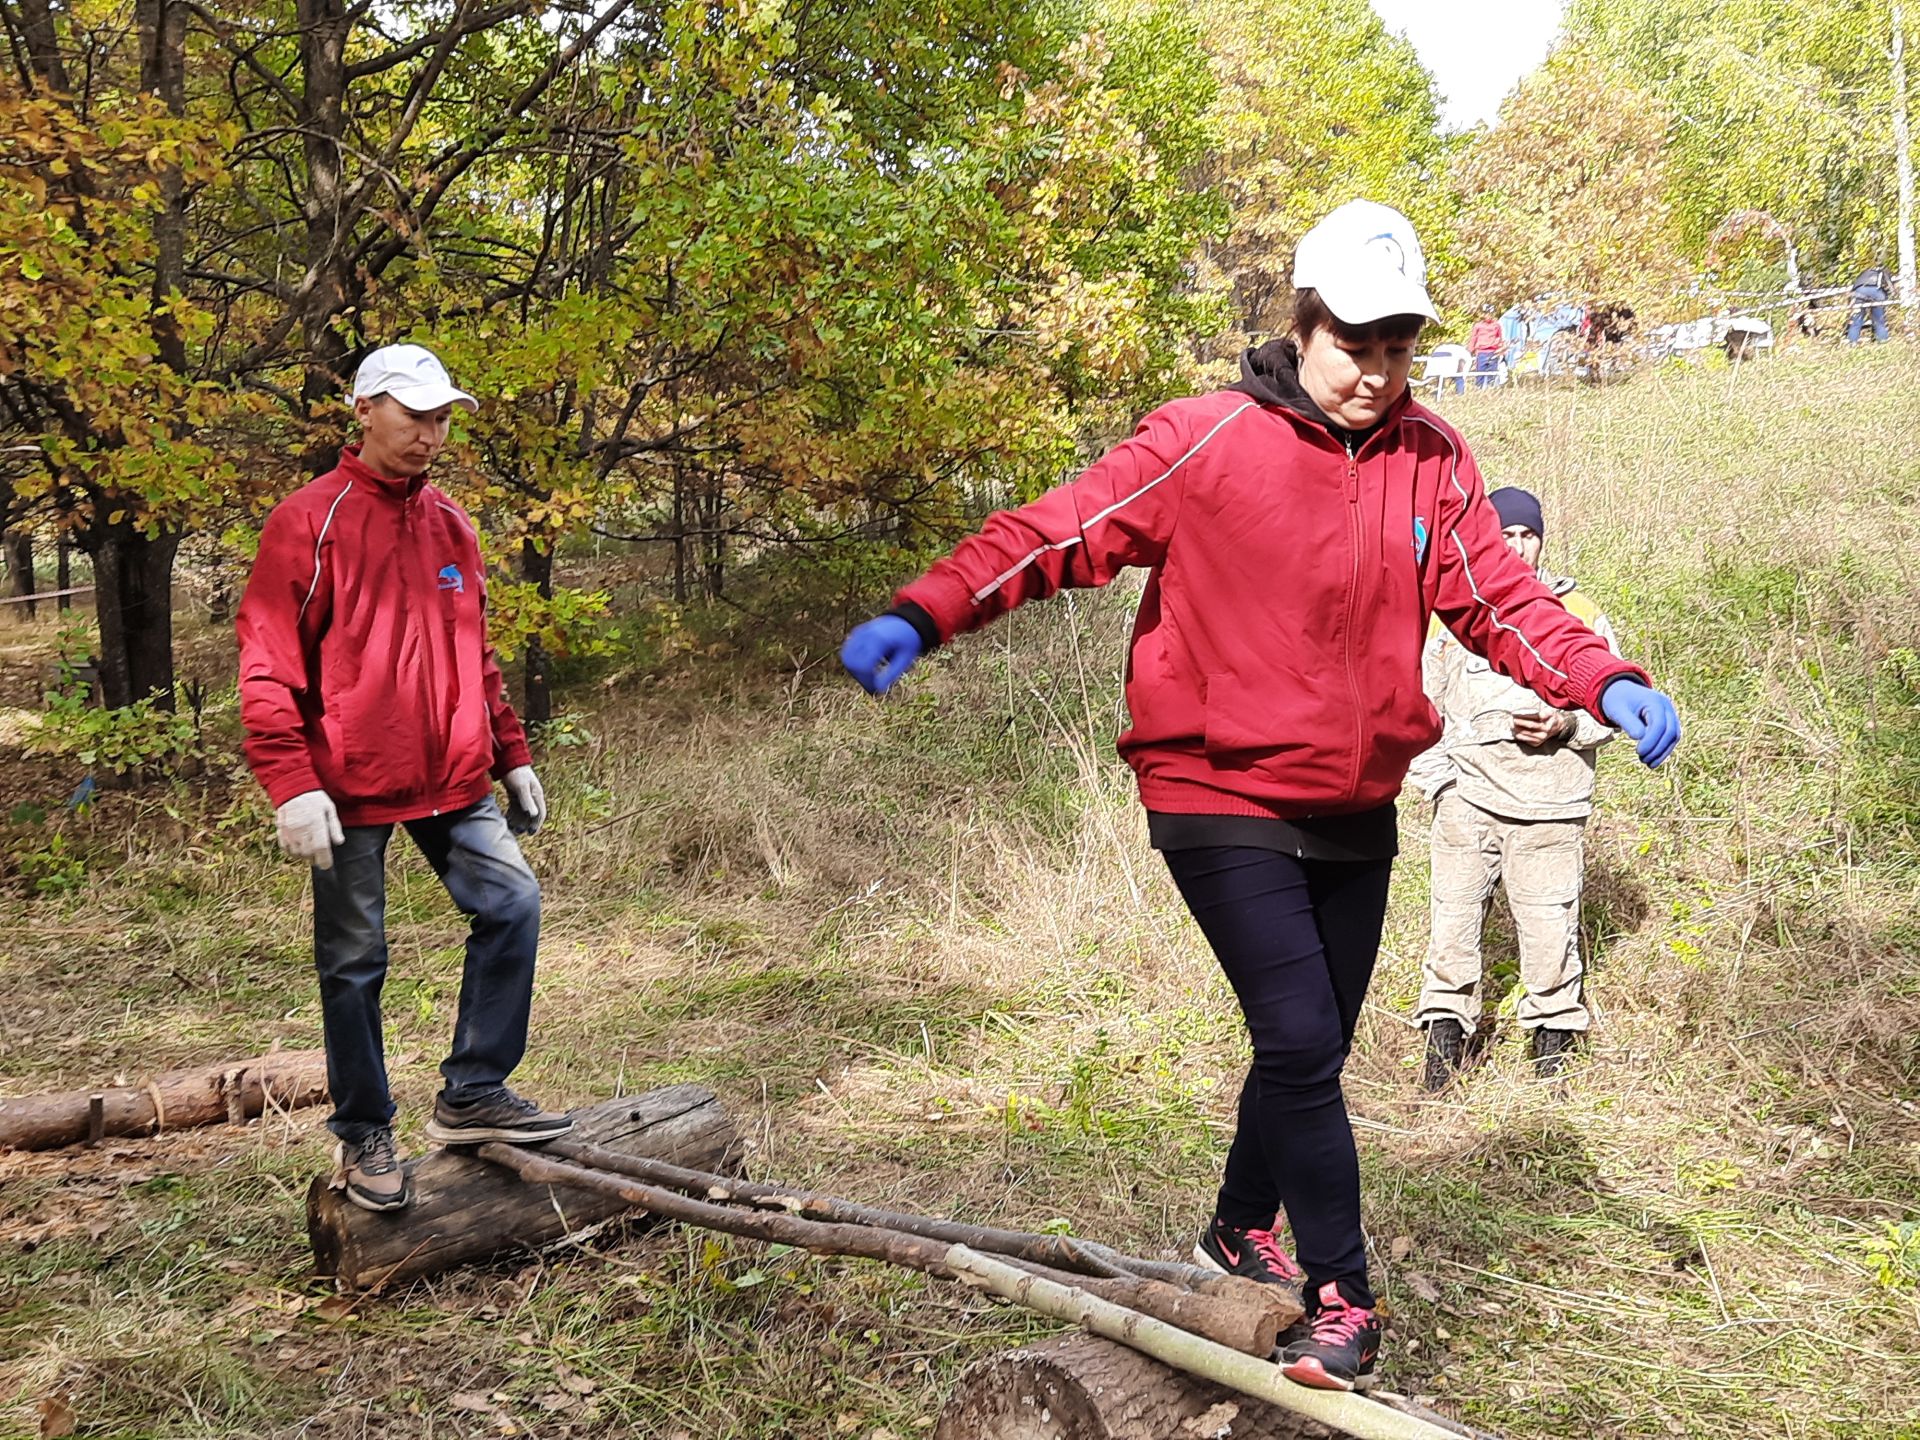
left=1848, top=286, right=1888, bottom=342
left=1162, top=847, right=1394, bottom=1308
left=311, top=798, right=541, bottom=1141
left=1473, top=351, right=1500, bottom=387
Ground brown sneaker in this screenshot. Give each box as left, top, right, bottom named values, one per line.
left=424, top=1087, right=573, bottom=1146
left=331, top=1128, right=411, bottom=1212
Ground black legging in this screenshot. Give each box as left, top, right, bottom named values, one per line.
left=1163, top=846, right=1393, bottom=1308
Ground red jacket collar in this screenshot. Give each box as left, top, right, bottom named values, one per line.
left=338, top=443, right=430, bottom=498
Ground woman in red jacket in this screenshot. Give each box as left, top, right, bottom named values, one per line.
left=841, top=201, right=1679, bottom=1390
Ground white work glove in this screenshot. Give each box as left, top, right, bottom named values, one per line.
left=276, top=790, right=345, bottom=870
left=503, top=765, right=547, bottom=836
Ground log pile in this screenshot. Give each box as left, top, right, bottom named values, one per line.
left=300, top=1085, right=1492, bottom=1440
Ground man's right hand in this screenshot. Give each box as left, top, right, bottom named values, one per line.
left=276, top=790, right=345, bottom=870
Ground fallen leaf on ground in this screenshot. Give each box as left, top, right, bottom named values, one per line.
left=1404, top=1272, right=1442, bottom=1304
left=37, top=1395, right=76, bottom=1439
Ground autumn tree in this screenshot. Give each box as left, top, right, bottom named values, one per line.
left=1098, top=0, right=1451, bottom=346
left=1567, top=0, right=1906, bottom=284
left=1452, top=43, right=1684, bottom=307
left=0, top=1, right=639, bottom=704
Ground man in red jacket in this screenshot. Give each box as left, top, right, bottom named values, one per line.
left=1467, top=303, right=1505, bottom=387
left=237, top=343, right=571, bottom=1213
left=841, top=200, right=1680, bottom=1390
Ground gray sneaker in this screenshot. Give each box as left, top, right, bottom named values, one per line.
left=424, top=1087, right=573, bottom=1146
left=332, top=1128, right=411, bottom=1212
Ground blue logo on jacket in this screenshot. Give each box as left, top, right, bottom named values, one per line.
left=438, top=564, right=464, bottom=594
left=1413, top=517, right=1429, bottom=564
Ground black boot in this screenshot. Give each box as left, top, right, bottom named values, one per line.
left=1530, top=1027, right=1578, bottom=1078
left=1422, top=1019, right=1466, bottom=1093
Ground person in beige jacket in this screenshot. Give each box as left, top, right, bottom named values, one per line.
left=1408, top=487, right=1616, bottom=1088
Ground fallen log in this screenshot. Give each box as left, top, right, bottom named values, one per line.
left=936, top=1333, right=1337, bottom=1440
left=307, top=1085, right=737, bottom=1291
left=0, top=1050, right=328, bottom=1152
left=935, top=1335, right=1497, bottom=1440
left=941, top=1248, right=1473, bottom=1440
left=544, top=1135, right=1288, bottom=1304
left=481, top=1142, right=1292, bottom=1356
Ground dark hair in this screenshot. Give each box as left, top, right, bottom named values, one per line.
left=1290, top=287, right=1427, bottom=346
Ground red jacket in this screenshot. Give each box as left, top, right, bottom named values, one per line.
left=237, top=447, right=532, bottom=826
left=896, top=383, right=1644, bottom=820
left=1468, top=318, right=1504, bottom=354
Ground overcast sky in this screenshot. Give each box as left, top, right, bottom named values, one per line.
left=1368, top=0, right=1569, bottom=130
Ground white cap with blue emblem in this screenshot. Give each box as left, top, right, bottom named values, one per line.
left=1291, top=200, right=1439, bottom=326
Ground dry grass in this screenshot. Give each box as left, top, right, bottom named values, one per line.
left=3, top=343, right=1920, bottom=1438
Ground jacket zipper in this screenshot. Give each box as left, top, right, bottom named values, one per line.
left=1343, top=438, right=1365, bottom=801
left=407, top=492, right=446, bottom=812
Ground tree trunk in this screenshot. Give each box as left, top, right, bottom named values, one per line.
left=937, top=1334, right=1338, bottom=1440
left=1895, top=6, right=1917, bottom=315
left=80, top=520, right=181, bottom=709
left=3, top=531, right=34, bottom=618
left=55, top=531, right=71, bottom=611
left=296, top=0, right=359, bottom=471
left=306, top=1085, right=738, bottom=1291
left=137, top=0, right=190, bottom=372
left=671, top=465, right=688, bottom=604
left=699, top=477, right=725, bottom=598
left=207, top=568, right=233, bottom=626
left=0, top=1051, right=328, bottom=1151
left=519, top=536, right=552, bottom=728
left=14, top=0, right=73, bottom=92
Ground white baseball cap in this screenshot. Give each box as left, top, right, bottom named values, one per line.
left=1290, top=200, right=1438, bottom=326
left=350, top=343, right=478, bottom=412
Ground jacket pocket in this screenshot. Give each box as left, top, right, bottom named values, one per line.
left=1202, top=671, right=1279, bottom=758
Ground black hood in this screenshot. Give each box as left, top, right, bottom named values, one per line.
left=1228, top=338, right=1394, bottom=450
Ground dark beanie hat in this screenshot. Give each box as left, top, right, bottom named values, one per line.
left=1487, top=486, right=1544, bottom=538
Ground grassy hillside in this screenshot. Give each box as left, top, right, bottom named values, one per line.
left=3, top=346, right=1918, bottom=1439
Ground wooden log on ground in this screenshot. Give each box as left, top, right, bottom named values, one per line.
left=0, top=1050, right=328, bottom=1152
left=936, top=1333, right=1337, bottom=1440
left=941, top=1249, right=1477, bottom=1440
left=934, top=1335, right=1495, bottom=1440
left=307, top=1084, right=738, bottom=1291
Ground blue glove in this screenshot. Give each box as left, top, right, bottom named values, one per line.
left=840, top=615, right=924, bottom=695
left=1600, top=677, right=1681, bottom=767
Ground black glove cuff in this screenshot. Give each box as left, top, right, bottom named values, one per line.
left=886, top=600, right=942, bottom=653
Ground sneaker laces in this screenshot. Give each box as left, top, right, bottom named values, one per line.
left=1309, top=1290, right=1375, bottom=1346
left=1246, top=1227, right=1304, bottom=1282
left=355, top=1129, right=399, bottom=1175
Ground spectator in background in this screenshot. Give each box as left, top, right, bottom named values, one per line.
left=1848, top=263, right=1893, bottom=344
left=1500, top=302, right=1528, bottom=370
left=1467, top=305, right=1504, bottom=388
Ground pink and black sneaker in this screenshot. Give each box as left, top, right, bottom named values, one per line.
left=1280, top=1281, right=1381, bottom=1391
left=1192, top=1216, right=1306, bottom=1287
